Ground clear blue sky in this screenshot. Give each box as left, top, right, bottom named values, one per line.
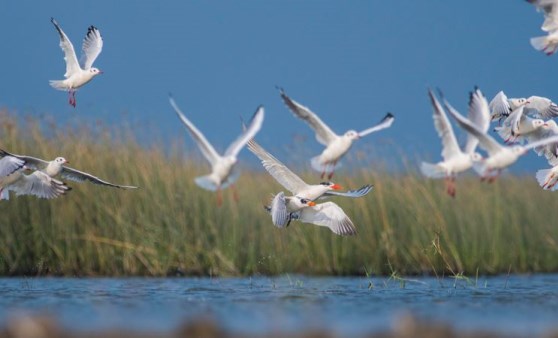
left=0, top=1, right=556, bottom=173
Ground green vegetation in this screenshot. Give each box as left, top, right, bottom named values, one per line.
left=0, top=110, right=557, bottom=277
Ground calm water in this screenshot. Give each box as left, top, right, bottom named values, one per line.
left=0, top=274, right=557, bottom=336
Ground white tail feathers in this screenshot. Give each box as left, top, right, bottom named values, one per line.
left=49, top=80, right=67, bottom=91
left=194, top=175, right=219, bottom=191
left=310, top=156, right=341, bottom=173
left=0, top=189, right=9, bottom=200
left=536, top=168, right=558, bottom=191
left=530, top=36, right=549, bottom=51
left=420, top=162, right=446, bottom=179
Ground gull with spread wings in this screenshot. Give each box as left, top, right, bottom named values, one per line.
left=246, top=138, right=372, bottom=201
left=444, top=97, right=558, bottom=181
left=50, top=18, right=103, bottom=107
left=0, top=154, right=70, bottom=200
left=0, top=149, right=137, bottom=190
left=278, top=88, right=394, bottom=179
left=265, top=192, right=357, bottom=236
left=420, top=88, right=489, bottom=197
left=169, top=95, right=264, bottom=204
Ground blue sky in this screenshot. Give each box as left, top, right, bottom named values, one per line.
left=0, top=1, right=556, bottom=173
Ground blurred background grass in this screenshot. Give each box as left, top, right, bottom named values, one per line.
left=0, top=109, right=557, bottom=277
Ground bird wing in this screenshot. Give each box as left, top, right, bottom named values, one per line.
left=525, top=96, right=558, bottom=119
left=0, top=156, right=25, bottom=178
left=489, top=91, right=511, bottom=120
left=51, top=18, right=81, bottom=78
left=10, top=171, right=70, bottom=199
left=169, top=96, right=221, bottom=165
left=278, top=88, right=338, bottom=146
left=80, top=25, right=103, bottom=70
left=297, top=201, right=357, bottom=236
left=427, top=89, right=462, bottom=161
left=444, top=97, right=504, bottom=156
left=522, top=135, right=558, bottom=152
left=325, top=184, right=373, bottom=198
left=504, top=106, right=526, bottom=136
left=270, top=192, right=289, bottom=228
left=464, top=87, right=491, bottom=154
left=0, top=149, right=49, bottom=170
left=224, top=106, right=265, bottom=157
left=246, top=139, right=309, bottom=194
left=60, top=166, right=137, bottom=188
left=358, top=112, right=395, bottom=137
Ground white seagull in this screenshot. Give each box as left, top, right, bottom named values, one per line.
left=0, top=155, right=70, bottom=200
left=527, top=0, right=558, bottom=55
left=169, top=96, right=264, bottom=203
left=50, top=18, right=103, bottom=107
left=265, top=192, right=357, bottom=236
left=493, top=106, right=547, bottom=144
left=278, top=88, right=395, bottom=179
left=246, top=138, right=373, bottom=201
left=420, top=88, right=489, bottom=197
left=0, top=149, right=137, bottom=189
left=488, top=91, right=529, bottom=123
left=444, top=100, right=558, bottom=180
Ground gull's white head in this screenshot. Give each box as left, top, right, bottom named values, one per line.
left=344, top=130, right=359, bottom=140
left=533, top=119, right=546, bottom=129
left=319, top=181, right=343, bottom=191
left=509, top=98, right=529, bottom=109
left=46, top=157, right=68, bottom=176
left=90, top=67, right=103, bottom=76
left=297, top=197, right=316, bottom=207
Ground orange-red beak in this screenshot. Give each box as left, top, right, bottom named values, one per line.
left=307, top=201, right=316, bottom=207
left=331, top=184, right=343, bottom=190
left=65, top=160, right=70, bottom=164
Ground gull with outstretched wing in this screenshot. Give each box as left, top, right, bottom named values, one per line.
left=278, top=88, right=394, bottom=179
left=50, top=18, right=103, bottom=107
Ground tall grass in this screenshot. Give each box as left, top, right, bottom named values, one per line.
left=0, top=110, right=557, bottom=276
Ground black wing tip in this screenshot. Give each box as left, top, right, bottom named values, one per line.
left=385, top=112, right=394, bottom=119
left=275, top=85, right=285, bottom=94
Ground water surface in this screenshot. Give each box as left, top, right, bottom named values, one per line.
left=0, top=274, right=557, bottom=336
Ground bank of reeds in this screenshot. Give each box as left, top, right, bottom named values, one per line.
left=0, top=110, right=557, bottom=276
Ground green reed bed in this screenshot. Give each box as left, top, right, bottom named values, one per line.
left=0, top=110, right=557, bottom=277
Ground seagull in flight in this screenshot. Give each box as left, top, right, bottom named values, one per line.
left=50, top=18, right=103, bottom=107
left=0, top=149, right=137, bottom=190
left=278, top=88, right=394, bottom=179
left=265, top=192, right=357, bottom=236
left=420, top=88, right=489, bottom=197
left=444, top=98, right=558, bottom=181
left=0, top=155, right=70, bottom=200
left=246, top=137, right=372, bottom=201
left=169, top=95, right=264, bottom=205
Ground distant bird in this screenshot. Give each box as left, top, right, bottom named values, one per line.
left=420, top=88, right=489, bottom=197
left=246, top=138, right=373, bottom=201
left=527, top=0, right=558, bottom=55
left=169, top=96, right=264, bottom=204
left=0, top=149, right=137, bottom=189
left=265, top=191, right=357, bottom=236
left=444, top=99, right=558, bottom=180
left=278, top=88, right=394, bottom=179
left=0, top=155, right=70, bottom=200
left=50, top=18, right=103, bottom=107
